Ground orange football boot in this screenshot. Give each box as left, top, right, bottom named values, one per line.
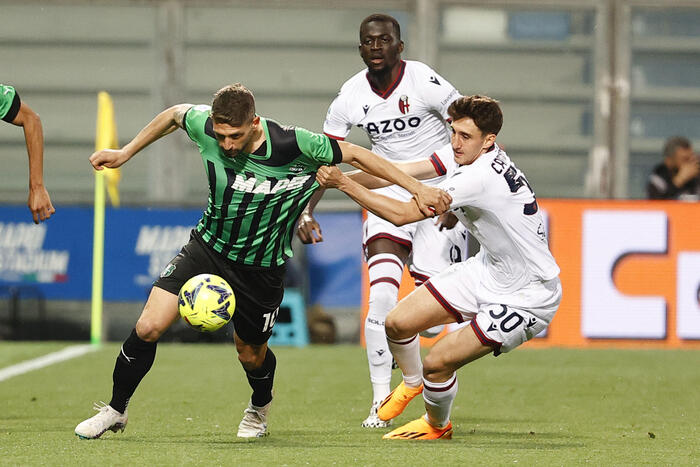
left=382, top=416, right=453, bottom=440
left=377, top=381, right=423, bottom=421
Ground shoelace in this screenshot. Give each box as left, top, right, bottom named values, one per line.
left=92, top=401, right=110, bottom=412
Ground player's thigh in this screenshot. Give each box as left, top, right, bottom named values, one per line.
left=224, top=265, right=286, bottom=347
left=472, top=277, right=561, bottom=355
left=364, top=212, right=413, bottom=262
left=367, top=238, right=410, bottom=261
left=135, top=286, right=180, bottom=341
left=385, top=285, right=457, bottom=339
left=422, top=325, right=492, bottom=380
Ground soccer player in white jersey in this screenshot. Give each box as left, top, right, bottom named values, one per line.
left=316, top=95, right=562, bottom=440
left=297, top=13, right=467, bottom=428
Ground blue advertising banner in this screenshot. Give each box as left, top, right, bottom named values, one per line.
left=103, top=207, right=202, bottom=301
left=0, top=205, right=202, bottom=300
left=0, top=206, right=93, bottom=299
left=0, top=205, right=363, bottom=306
left=305, top=212, right=363, bottom=307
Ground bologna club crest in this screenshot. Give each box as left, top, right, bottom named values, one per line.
left=399, top=95, right=410, bottom=114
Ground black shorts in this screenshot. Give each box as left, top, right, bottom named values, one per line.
left=154, top=230, right=286, bottom=345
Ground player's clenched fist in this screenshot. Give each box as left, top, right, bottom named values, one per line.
left=316, top=165, right=346, bottom=189
left=89, top=148, right=131, bottom=170
left=297, top=212, right=323, bottom=244
left=413, top=185, right=452, bottom=217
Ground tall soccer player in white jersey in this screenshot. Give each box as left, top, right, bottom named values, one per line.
left=316, top=95, right=562, bottom=440
left=297, top=14, right=467, bottom=428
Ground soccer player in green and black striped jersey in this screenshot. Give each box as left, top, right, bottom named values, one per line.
left=75, top=83, right=451, bottom=440
left=0, top=84, right=54, bottom=223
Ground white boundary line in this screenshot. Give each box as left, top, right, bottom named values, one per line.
left=0, top=344, right=98, bottom=382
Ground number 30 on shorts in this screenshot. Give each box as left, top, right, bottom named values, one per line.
left=485, top=304, right=537, bottom=334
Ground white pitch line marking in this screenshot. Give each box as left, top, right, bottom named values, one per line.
left=0, top=344, right=98, bottom=382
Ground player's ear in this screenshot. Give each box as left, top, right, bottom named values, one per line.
left=483, top=133, right=496, bottom=148
left=398, top=40, right=404, bottom=53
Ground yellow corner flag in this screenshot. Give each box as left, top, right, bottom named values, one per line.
left=95, top=91, right=121, bottom=207
left=91, top=91, right=121, bottom=346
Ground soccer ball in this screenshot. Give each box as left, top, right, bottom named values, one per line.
left=178, top=274, right=235, bottom=332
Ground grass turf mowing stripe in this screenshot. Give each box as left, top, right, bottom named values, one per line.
left=0, top=344, right=97, bottom=382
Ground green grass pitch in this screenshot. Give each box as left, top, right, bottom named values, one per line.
left=0, top=342, right=698, bottom=465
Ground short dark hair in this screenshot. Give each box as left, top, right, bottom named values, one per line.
left=360, top=13, right=401, bottom=40
left=663, top=136, right=692, bottom=159
left=211, top=83, right=256, bottom=126
left=448, top=95, right=503, bottom=136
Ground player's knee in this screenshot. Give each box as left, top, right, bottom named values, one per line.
left=422, top=352, right=450, bottom=380
left=237, top=346, right=265, bottom=371
left=368, top=283, right=398, bottom=314
left=135, top=318, right=165, bottom=342
left=384, top=311, right=412, bottom=341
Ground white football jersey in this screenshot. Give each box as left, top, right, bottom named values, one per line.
left=324, top=60, right=460, bottom=199
left=433, top=143, right=560, bottom=294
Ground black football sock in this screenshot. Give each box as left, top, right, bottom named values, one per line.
left=109, top=328, right=157, bottom=414
left=245, top=348, right=276, bottom=408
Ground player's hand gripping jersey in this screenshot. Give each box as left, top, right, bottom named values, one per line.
left=184, top=105, right=342, bottom=268
left=324, top=60, right=460, bottom=200
left=432, top=143, right=560, bottom=295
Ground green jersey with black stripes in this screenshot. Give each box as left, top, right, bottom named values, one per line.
left=184, top=104, right=342, bottom=267
left=0, top=84, right=21, bottom=123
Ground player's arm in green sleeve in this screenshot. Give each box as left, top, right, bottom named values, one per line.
left=344, top=159, right=440, bottom=189
left=5, top=92, right=55, bottom=224
left=337, top=141, right=451, bottom=216
left=317, top=166, right=427, bottom=226
left=89, top=103, right=193, bottom=170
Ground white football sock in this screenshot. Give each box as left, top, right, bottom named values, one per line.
left=366, top=253, right=404, bottom=403
left=423, top=373, right=458, bottom=428
left=387, top=334, right=423, bottom=387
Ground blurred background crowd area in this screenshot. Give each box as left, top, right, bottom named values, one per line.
left=1, top=0, right=699, bottom=205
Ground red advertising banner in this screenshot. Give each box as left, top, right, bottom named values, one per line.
left=361, top=200, right=700, bottom=349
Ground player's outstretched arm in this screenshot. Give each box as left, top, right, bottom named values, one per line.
left=337, top=141, right=451, bottom=216
left=297, top=188, right=325, bottom=244
left=9, top=101, right=54, bottom=223
left=317, top=166, right=426, bottom=226
left=89, top=104, right=192, bottom=171
left=345, top=159, right=440, bottom=189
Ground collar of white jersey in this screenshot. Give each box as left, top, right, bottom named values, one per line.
left=365, top=60, right=407, bottom=100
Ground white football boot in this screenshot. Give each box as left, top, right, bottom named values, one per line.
left=75, top=402, right=128, bottom=439
left=237, top=399, right=271, bottom=438
left=361, top=401, right=392, bottom=428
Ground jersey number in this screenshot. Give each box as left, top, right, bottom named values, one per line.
left=262, top=308, right=279, bottom=333
left=491, top=157, right=538, bottom=215
left=489, top=305, right=524, bottom=333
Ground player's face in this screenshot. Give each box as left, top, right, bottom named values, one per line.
left=212, top=117, right=259, bottom=158
left=359, top=21, right=404, bottom=73
left=450, top=118, right=496, bottom=165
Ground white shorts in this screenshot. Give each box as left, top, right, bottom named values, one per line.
left=363, top=211, right=469, bottom=284
left=424, top=257, right=562, bottom=355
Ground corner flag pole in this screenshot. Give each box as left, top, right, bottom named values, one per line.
left=91, top=91, right=120, bottom=346
left=91, top=168, right=105, bottom=345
